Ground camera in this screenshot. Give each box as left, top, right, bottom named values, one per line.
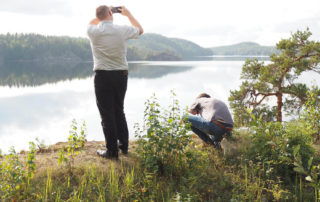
left=111, top=7, right=121, bottom=13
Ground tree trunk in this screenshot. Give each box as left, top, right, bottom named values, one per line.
left=276, top=92, right=283, bottom=122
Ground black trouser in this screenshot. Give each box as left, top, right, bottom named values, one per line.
left=94, top=70, right=129, bottom=152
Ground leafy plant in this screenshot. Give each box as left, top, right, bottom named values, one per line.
left=301, top=87, right=320, bottom=142
left=135, top=91, right=192, bottom=176
left=67, top=119, right=87, bottom=159
left=246, top=111, right=315, bottom=181
left=58, top=119, right=87, bottom=169
left=0, top=147, right=26, bottom=200
left=26, top=142, right=36, bottom=186
left=58, top=149, right=68, bottom=167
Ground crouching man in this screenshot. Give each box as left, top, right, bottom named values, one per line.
left=185, top=93, right=234, bottom=149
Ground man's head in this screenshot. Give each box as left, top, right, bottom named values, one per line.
left=96, top=5, right=113, bottom=21
left=197, top=93, right=211, bottom=99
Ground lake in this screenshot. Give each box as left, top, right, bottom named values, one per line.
left=0, top=58, right=319, bottom=153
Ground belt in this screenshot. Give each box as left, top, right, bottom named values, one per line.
left=212, top=120, right=233, bottom=132
left=95, top=70, right=128, bottom=75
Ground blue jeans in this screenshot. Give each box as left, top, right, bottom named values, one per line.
left=184, top=114, right=226, bottom=145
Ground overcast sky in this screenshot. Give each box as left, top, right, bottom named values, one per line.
left=0, top=0, right=319, bottom=47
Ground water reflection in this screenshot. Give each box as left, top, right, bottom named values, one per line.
left=0, top=61, right=92, bottom=87
left=0, top=61, right=194, bottom=87
left=129, top=62, right=193, bottom=78
left=0, top=60, right=243, bottom=153
left=183, top=55, right=270, bottom=61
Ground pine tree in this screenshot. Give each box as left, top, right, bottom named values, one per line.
left=229, top=29, right=320, bottom=125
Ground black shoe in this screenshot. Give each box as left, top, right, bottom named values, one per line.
left=97, top=150, right=118, bottom=160
left=118, top=145, right=128, bottom=155
left=213, top=141, right=222, bottom=150
left=120, top=149, right=128, bottom=155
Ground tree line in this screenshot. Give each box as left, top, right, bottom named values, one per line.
left=0, top=33, right=213, bottom=65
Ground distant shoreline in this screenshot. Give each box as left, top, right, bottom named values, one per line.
left=204, top=55, right=269, bottom=57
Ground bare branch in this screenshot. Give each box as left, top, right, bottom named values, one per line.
left=247, top=91, right=277, bottom=107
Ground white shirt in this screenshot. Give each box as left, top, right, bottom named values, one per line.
left=190, top=98, right=234, bottom=125
left=87, top=20, right=140, bottom=71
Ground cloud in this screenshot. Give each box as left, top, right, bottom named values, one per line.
left=273, top=15, right=320, bottom=39
left=161, top=25, right=269, bottom=47
left=0, top=92, right=77, bottom=130
left=1, top=0, right=320, bottom=47
left=0, top=0, right=73, bottom=16
left=176, top=25, right=238, bottom=37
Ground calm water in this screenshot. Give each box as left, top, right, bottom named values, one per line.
left=0, top=59, right=319, bottom=153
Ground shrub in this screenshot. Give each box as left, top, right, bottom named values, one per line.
left=135, top=91, right=192, bottom=177
left=301, top=87, right=320, bottom=142
left=58, top=119, right=87, bottom=169
left=26, top=142, right=36, bottom=186
left=0, top=147, right=26, bottom=200
left=246, top=112, right=316, bottom=184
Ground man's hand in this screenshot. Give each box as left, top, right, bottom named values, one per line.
left=119, top=6, right=131, bottom=17
left=89, top=18, right=100, bottom=25
left=189, top=109, right=197, bottom=115
left=119, top=6, right=143, bottom=35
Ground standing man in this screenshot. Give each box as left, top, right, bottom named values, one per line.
left=87, top=5, right=143, bottom=159
left=186, top=93, right=234, bottom=149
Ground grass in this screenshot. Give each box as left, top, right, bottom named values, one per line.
left=1, top=140, right=141, bottom=201
left=1, top=132, right=318, bottom=201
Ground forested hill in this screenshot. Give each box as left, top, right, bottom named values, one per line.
left=0, top=34, right=91, bottom=64
left=0, top=33, right=212, bottom=63
left=127, top=34, right=213, bottom=60
left=210, top=42, right=278, bottom=56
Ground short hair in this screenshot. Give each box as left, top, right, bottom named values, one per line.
left=96, top=5, right=109, bottom=20
left=197, top=93, right=211, bottom=99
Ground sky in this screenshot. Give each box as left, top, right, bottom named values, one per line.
left=0, top=0, right=319, bottom=47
